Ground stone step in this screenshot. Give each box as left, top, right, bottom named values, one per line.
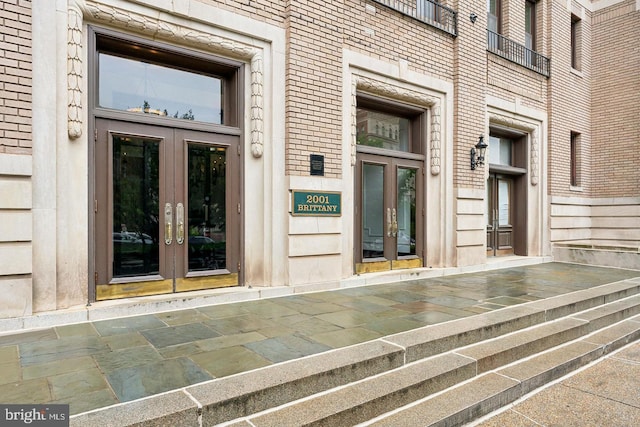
left=69, top=279, right=640, bottom=426
left=364, top=316, right=640, bottom=426
left=219, top=294, right=640, bottom=427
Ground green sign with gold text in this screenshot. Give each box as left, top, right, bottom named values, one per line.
left=291, top=190, right=341, bottom=216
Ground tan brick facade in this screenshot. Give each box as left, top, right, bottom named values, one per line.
left=0, top=0, right=638, bottom=322
left=591, top=0, right=640, bottom=197
left=0, top=0, right=32, bottom=154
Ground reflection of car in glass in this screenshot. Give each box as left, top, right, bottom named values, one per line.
left=112, top=231, right=158, bottom=276
left=188, top=236, right=218, bottom=270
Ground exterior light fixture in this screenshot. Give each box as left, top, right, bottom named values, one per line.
left=470, top=135, right=488, bottom=170
left=469, top=13, right=478, bottom=24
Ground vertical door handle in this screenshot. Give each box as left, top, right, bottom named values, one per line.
left=164, top=203, right=173, bottom=245
left=387, top=208, right=392, bottom=237
left=176, top=203, right=185, bottom=245
left=391, top=208, right=398, bottom=237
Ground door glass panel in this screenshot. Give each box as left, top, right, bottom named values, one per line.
left=187, top=144, right=227, bottom=271
left=356, top=109, right=410, bottom=152
left=112, top=136, right=160, bottom=277
left=99, top=53, right=223, bottom=124
left=397, top=167, right=416, bottom=257
left=362, top=164, right=385, bottom=259
left=498, top=178, right=510, bottom=226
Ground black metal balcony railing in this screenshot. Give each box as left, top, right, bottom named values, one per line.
left=372, top=0, right=458, bottom=37
left=487, top=30, right=550, bottom=77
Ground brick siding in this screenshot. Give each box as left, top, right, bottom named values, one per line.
left=590, top=0, right=640, bottom=197
left=0, top=0, right=31, bottom=155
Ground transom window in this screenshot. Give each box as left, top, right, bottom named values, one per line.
left=94, top=30, right=240, bottom=126
left=488, top=135, right=513, bottom=166
left=356, top=95, right=424, bottom=155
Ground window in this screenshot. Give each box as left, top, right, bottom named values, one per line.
left=571, top=14, right=582, bottom=71
left=356, top=95, right=424, bottom=154
left=417, top=0, right=439, bottom=23
left=487, top=0, right=501, bottom=33
left=95, top=31, right=240, bottom=126
left=570, top=132, right=580, bottom=187
left=488, top=135, right=513, bottom=166
left=525, top=0, right=536, bottom=51
left=487, top=0, right=502, bottom=50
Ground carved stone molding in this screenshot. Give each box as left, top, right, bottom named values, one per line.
left=488, top=112, right=539, bottom=185
left=352, top=76, right=442, bottom=175
left=67, top=4, right=83, bottom=140
left=69, top=0, right=265, bottom=157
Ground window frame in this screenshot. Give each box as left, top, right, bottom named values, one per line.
left=356, top=93, right=426, bottom=159
left=570, top=132, right=581, bottom=187
left=571, top=14, right=582, bottom=71
left=89, top=26, right=243, bottom=131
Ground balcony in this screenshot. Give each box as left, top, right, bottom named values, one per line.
left=487, top=30, right=550, bottom=77
left=371, top=0, right=458, bottom=37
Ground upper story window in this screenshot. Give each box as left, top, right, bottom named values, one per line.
left=525, top=0, right=536, bottom=51
left=571, top=14, right=582, bottom=71
left=94, top=30, right=240, bottom=126
left=487, top=0, right=501, bottom=34
left=356, top=95, right=424, bottom=155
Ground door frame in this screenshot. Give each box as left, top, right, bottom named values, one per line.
left=87, top=26, right=245, bottom=302
left=486, top=167, right=527, bottom=257
left=355, top=150, right=424, bottom=273
left=93, top=119, right=242, bottom=300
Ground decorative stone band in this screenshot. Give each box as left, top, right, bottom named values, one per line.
left=488, top=112, right=539, bottom=186
left=352, top=76, right=442, bottom=175
left=68, top=0, right=265, bottom=158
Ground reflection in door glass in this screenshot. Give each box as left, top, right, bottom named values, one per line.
left=362, top=164, right=384, bottom=259
left=188, top=145, right=226, bottom=271
left=498, top=179, right=510, bottom=226
left=112, top=136, right=160, bottom=277
left=397, top=168, right=416, bottom=257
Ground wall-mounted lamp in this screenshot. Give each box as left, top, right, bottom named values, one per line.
left=469, top=13, right=478, bottom=24
left=470, top=135, right=487, bottom=170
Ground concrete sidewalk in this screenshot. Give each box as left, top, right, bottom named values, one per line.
left=0, top=262, right=638, bottom=419
left=472, top=340, right=640, bottom=426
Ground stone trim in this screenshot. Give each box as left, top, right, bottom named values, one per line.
left=352, top=76, right=442, bottom=175
left=488, top=112, right=539, bottom=186
left=68, top=0, right=265, bottom=157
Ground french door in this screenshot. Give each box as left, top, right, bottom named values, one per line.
left=486, top=173, right=514, bottom=256
left=94, top=119, right=240, bottom=300
left=356, top=153, right=423, bottom=273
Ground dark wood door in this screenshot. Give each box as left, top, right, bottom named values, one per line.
left=94, top=119, right=240, bottom=300
left=487, top=173, right=514, bottom=256
left=355, top=152, right=423, bottom=273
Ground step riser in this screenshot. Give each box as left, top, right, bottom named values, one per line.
left=367, top=318, right=640, bottom=426
left=243, top=307, right=640, bottom=426
left=460, top=319, right=590, bottom=374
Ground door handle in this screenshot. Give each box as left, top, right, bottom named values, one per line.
left=164, top=203, right=173, bottom=245
left=391, top=208, right=398, bottom=237
left=176, top=203, right=185, bottom=245
left=387, top=208, right=392, bottom=237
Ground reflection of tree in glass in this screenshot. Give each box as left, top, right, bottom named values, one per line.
left=173, top=109, right=195, bottom=120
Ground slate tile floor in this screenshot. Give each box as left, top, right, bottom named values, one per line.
left=0, top=262, right=638, bottom=415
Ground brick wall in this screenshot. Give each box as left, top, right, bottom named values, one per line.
left=547, top=0, right=592, bottom=197
left=0, top=0, right=31, bottom=155
left=452, top=0, right=487, bottom=189
left=590, top=0, right=640, bottom=197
